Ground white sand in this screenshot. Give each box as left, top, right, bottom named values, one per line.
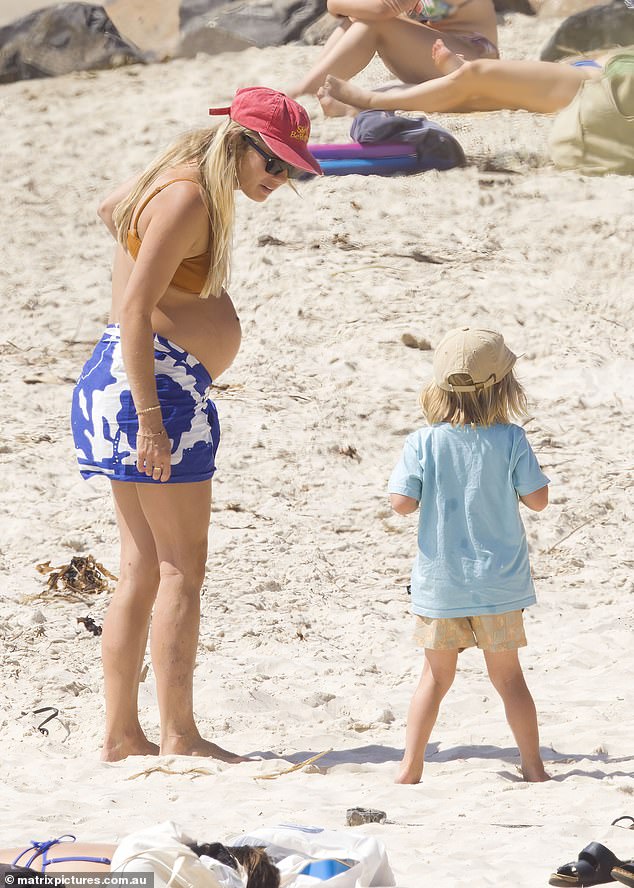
left=1, top=14, right=633, bottom=887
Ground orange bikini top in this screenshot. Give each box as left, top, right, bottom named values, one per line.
left=126, top=178, right=211, bottom=294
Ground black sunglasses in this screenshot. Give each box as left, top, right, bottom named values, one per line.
left=242, top=134, right=302, bottom=180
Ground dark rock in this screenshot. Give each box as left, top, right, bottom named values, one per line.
left=178, top=0, right=326, bottom=55
left=346, top=807, right=387, bottom=826
left=492, top=0, right=535, bottom=15
left=0, top=3, right=146, bottom=84
left=179, top=0, right=229, bottom=31
left=302, top=10, right=342, bottom=44
left=177, top=23, right=256, bottom=57
left=536, top=0, right=608, bottom=19
left=540, top=2, right=634, bottom=60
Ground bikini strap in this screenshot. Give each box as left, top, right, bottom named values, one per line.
left=50, top=855, right=112, bottom=866
left=130, top=178, right=200, bottom=235
left=12, top=836, right=76, bottom=870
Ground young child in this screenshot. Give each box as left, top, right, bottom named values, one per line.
left=388, top=326, right=550, bottom=785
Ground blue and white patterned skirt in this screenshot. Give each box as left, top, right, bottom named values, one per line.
left=71, top=325, right=220, bottom=484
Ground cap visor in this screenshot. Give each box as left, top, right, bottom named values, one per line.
left=260, top=134, right=323, bottom=176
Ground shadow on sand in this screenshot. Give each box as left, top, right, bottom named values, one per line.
left=246, top=742, right=634, bottom=780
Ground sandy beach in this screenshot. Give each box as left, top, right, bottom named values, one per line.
left=1, top=11, right=633, bottom=886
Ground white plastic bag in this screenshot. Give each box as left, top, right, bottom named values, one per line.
left=230, top=824, right=395, bottom=887
left=111, top=821, right=244, bottom=888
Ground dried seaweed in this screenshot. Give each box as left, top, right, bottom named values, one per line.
left=253, top=749, right=332, bottom=780
left=32, top=555, right=117, bottom=601
left=77, top=615, right=103, bottom=636
left=127, top=765, right=215, bottom=780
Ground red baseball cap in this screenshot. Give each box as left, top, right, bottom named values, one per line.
left=210, top=87, right=322, bottom=176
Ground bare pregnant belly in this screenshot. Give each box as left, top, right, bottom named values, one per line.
left=150, top=287, right=242, bottom=381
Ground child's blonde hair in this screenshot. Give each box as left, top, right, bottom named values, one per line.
left=420, top=371, right=528, bottom=427
left=113, top=119, right=250, bottom=299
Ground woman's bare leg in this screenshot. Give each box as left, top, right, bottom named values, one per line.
left=484, top=649, right=549, bottom=782
left=290, top=18, right=494, bottom=98
left=396, top=649, right=458, bottom=784
left=101, top=481, right=161, bottom=761
left=289, top=20, right=379, bottom=98
left=320, top=46, right=598, bottom=116
left=136, top=480, right=247, bottom=761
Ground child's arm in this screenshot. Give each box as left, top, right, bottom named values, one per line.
left=390, top=493, right=420, bottom=515
left=519, top=484, right=548, bottom=512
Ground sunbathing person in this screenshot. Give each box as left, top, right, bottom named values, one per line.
left=318, top=37, right=606, bottom=116
left=0, top=834, right=279, bottom=888
left=288, top=0, right=498, bottom=98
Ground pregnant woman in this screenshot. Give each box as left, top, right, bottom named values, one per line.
left=71, top=87, right=321, bottom=762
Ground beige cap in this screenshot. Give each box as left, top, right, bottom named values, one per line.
left=433, top=327, right=517, bottom=392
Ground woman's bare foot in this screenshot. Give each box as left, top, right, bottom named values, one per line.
left=431, top=38, right=465, bottom=75
left=161, top=733, right=251, bottom=762
left=394, top=762, right=423, bottom=784
left=318, top=75, right=372, bottom=117
left=521, top=762, right=551, bottom=782
left=101, top=732, right=159, bottom=762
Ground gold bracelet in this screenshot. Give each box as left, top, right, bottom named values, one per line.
left=137, top=404, right=161, bottom=415
left=137, top=429, right=167, bottom=439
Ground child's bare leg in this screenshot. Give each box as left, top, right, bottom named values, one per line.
left=484, top=649, right=549, bottom=782
left=396, top=648, right=457, bottom=784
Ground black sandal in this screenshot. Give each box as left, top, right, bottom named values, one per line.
left=549, top=842, right=623, bottom=887
left=612, top=862, right=634, bottom=888
left=612, top=817, right=634, bottom=830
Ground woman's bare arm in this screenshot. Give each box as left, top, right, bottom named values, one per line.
left=327, top=0, right=414, bottom=21
left=97, top=176, right=140, bottom=239
left=116, top=181, right=209, bottom=480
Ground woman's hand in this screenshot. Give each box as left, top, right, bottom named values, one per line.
left=136, top=424, right=172, bottom=482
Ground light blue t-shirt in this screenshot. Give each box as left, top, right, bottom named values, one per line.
left=388, top=423, right=549, bottom=618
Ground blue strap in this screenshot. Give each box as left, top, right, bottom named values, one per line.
left=12, top=836, right=77, bottom=870
left=13, top=837, right=71, bottom=869
left=48, top=856, right=112, bottom=866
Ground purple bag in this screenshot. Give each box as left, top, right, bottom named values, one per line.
left=350, top=110, right=465, bottom=170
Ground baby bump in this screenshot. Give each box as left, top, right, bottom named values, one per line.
left=153, top=288, right=242, bottom=380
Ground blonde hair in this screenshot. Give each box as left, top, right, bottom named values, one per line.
left=420, top=371, right=528, bottom=427
left=113, top=119, right=249, bottom=299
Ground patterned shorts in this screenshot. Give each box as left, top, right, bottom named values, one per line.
left=71, top=325, right=220, bottom=484
left=414, top=610, right=527, bottom=652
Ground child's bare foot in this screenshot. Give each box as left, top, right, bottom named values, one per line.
left=318, top=75, right=372, bottom=117
left=431, top=38, right=465, bottom=75
left=395, top=763, right=423, bottom=784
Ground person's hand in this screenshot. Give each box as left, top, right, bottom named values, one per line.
left=136, top=425, right=172, bottom=482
